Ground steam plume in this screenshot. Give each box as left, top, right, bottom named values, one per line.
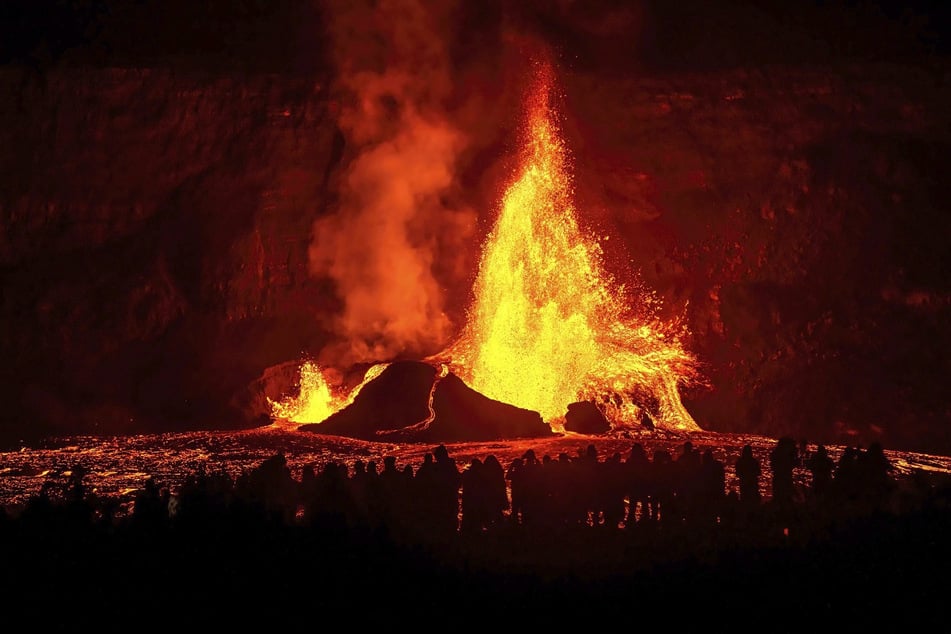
left=311, top=0, right=475, bottom=366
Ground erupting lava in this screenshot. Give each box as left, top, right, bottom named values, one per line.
left=269, top=361, right=388, bottom=427
left=272, top=61, right=702, bottom=433
left=435, top=61, right=700, bottom=432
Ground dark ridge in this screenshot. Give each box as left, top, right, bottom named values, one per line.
left=298, top=361, right=556, bottom=442
left=0, top=0, right=331, bottom=75
left=300, top=361, right=437, bottom=439
left=423, top=372, right=556, bottom=442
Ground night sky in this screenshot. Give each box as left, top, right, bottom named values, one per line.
left=0, top=1, right=948, bottom=453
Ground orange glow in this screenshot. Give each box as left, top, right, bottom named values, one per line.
left=435, top=61, right=701, bottom=433
left=269, top=361, right=389, bottom=425
left=273, top=60, right=701, bottom=434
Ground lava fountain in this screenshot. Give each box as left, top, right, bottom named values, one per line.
left=273, top=60, right=702, bottom=434
left=433, top=61, right=701, bottom=433
left=269, top=361, right=389, bottom=427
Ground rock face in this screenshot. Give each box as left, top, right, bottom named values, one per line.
left=563, top=401, right=611, bottom=435
left=425, top=373, right=554, bottom=442
left=298, top=361, right=555, bottom=442
left=0, top=67, right=340, bottom=443
left=1, top=5, right=949, bottom=454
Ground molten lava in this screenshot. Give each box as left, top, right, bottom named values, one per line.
left=436, top=61, right=701, bottom=433
left=268, top=361, right=388, bottom=427
left=273, top=60, right=701, bottom=433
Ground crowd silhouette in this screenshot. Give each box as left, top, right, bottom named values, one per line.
left=2, top=436, right=949, bottom=626
left=2, top=436, right=944, bottom=550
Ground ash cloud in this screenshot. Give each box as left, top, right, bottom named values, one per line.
left=310, top=0, right=479, bottom=367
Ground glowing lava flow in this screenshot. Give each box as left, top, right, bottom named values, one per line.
left=268, top=361, right=388, bottom=426
left=436, top=62, right=702, bottom=433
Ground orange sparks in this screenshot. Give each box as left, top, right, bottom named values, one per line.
left=437, top=60, right=701, bottom=433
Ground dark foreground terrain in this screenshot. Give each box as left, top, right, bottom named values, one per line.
left=3, top=438, right=950, bottom=628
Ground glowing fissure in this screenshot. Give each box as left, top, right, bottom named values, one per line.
left=438, top=62, right=701, bottom=432
left=395, top=363, right=450, bottom=434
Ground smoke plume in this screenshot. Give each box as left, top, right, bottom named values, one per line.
left=310, top=0, right=478, bottom=367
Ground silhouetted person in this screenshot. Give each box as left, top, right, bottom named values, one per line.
left=461, top=457, right=487, bottom=534
left=735, top=444, right=762, bottom=507
left=430, top=444, right=461, bottom=537
left=308, top=461, right=356, bottom=533
left=833, top=446, right=861, bottom=505
left=674, top=441, right=703, bottom=524
left=299, top=463, right=318, bottom=507
left=769, top=437, right=799, bottom=507
left=625, top=443, right=652, bottom=525
left=856, top=442, right=895, bottom=510
left=516, top=449, right=543, bottom=527
left=577, top=444, right=601, bottom=526
left=506, top=457, right=526, bottom=525
left=66, top=464, right=89, bottom=504
left=548, top=452, right=577, bottom=527
left=362, top=459, right=386, bottom=529
left=481, top=455, right=509, bottom=529
left=698, top=449, right=726, bottom=526
left=20, top=481, right=57, bottom=528
left=806, top=444, right=835, bottom=501
left=460, top=456, right=506, bottom=534
left=132, top=477, right=168, bottom=530
left=59, top=463, right=97, bottom=528
left=349, top=459, right=372, bottom=527
left=380, top=455, right=413, bottom=532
